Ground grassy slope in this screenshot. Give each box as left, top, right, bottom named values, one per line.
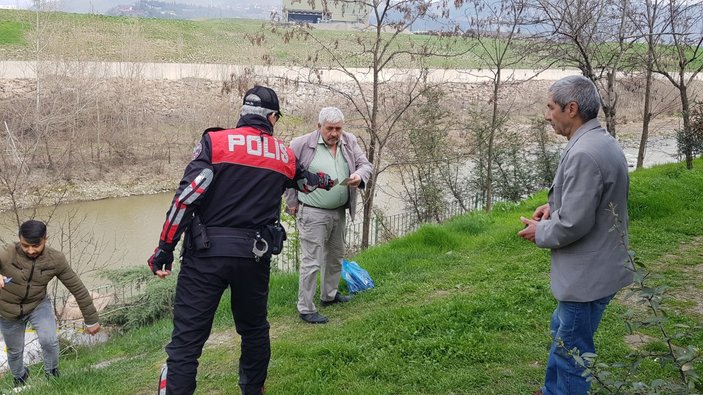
left=3, top=159, right=701, bottom=394
left=3, top=10, right=702, bottom=71
left=0, top=9, right=531, bottom=69
left=0, top=18, right=24, bottom=45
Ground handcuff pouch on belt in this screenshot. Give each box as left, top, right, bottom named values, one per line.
left=262, top=221, right=287, bottom=256
left=189, top=215, right=211, bottom=251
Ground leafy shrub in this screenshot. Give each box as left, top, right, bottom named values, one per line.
left=678, top=101, right=703, bottom=160
left=99, top=267, right=176, bottom=331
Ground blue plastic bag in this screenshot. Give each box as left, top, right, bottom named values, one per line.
left=341, top=259, right=375, bottom=294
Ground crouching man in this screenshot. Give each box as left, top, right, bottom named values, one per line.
left=0, top=220, right=101, bottom=387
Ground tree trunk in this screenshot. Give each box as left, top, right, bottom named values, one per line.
left=485, top=69, right=501, bottom=212
left=42, top=128, right=54, bottom=171
left=360, top=157, right=375, bottom=249
left=361, top=172, right=377, bottom=249
left=679, top=84, right=693, bottom=170
left=637, top=68, right=653, bottom=169
left=604, top=71, right=618, bottom=137
left=603, top=104, right=616, bottom=138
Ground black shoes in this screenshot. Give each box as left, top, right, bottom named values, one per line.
left=300, top=293, right=353, bottom=323
left=13, top=370, right=29, bottom=387
left=321, top=292, right=352, bottom=307
left=299, top=312, right=329, bottom=324
left=12, top=368, right=59, bottom=387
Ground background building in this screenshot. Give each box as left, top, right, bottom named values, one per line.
left=283, top=0, right=368, bottom=24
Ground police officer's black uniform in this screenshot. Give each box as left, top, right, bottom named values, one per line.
left=148, top=86, right=332, bottom=395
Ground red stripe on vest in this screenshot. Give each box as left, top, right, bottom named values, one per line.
left=210, top=127, right=297, bottom=179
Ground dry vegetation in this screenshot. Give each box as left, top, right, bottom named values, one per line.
left=0, top=72, right=687, bottom=211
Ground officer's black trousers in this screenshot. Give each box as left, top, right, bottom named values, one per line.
left=165, top=253, right=271, bottom=395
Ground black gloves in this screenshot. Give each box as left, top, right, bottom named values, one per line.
left=317, top=172, right=335, bottom=190
left=147, top=247, right=173, bottom=274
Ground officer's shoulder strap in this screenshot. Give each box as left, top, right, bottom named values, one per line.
left=202, top=127, right=226, bottom=136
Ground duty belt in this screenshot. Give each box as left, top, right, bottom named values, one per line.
left=206, top=227, right=257, bottom=238
left=190, top=225, right=269, bottom=261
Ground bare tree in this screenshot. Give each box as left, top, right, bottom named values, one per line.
left=393, top=87, right=452, bottom=223
left=629, top=0, right=669, bottom=169
left=461, top=0, right=553, bottom=211
left=533, top=0, right=638, bottom=137
left=0, top=121, right=62, bottom=230
left=0, top=122, right=117, bottom=325
left=26, top=1, right=58, bottom=171
left=47, top=209, right=122, bottom=320
left=275, top=0, right=469, bottom=248
left=651, top=0, right=703, bottom=169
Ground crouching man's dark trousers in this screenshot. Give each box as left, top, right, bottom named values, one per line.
left=165, top=253, right=271, bottom=395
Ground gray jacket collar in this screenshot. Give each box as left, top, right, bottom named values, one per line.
left=560, top=118, right=603, bottom=163
left=565, top=118, right=602, bottom=150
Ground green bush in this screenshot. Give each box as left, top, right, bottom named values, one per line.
left=99, top=267, right=176, bottom=331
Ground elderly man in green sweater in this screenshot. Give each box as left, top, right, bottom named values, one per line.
left=0, top=220, right=101, bottom=387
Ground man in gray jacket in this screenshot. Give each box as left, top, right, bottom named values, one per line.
left=518, top=75, right=633, bottom=395
left=285, top=107, right=373, bottom=324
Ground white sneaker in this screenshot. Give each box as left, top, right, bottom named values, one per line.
left=12, top=384, right=32, bottom=393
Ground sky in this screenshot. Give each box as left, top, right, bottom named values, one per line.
left=0, top=0, right=281, bottom=14
left=0, top=0, right=30, bottom=8
left=0, top=1, right=477, bottom=32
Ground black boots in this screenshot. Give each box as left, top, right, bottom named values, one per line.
left=13, top=370, right=29, bottom=387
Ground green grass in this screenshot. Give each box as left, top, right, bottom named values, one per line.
left=0, top=17, right=26, bottom=45
left=3, top=8, right=703, bottom=72
left=2, top=159, right=702, bottom=394
left=0, top=9, right=547, bottom=69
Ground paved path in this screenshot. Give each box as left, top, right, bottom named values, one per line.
left=0, top=60, right=577, bottom=82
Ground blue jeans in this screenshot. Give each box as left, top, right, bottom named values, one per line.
left=542, top=294, right=614, bottom=395
left=0, top=297, right=59, bottom=379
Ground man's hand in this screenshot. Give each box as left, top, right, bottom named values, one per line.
left=85, top=323, right=101, bottom=335
left=346, top=173, right=362, bottom=188
left=532, top=203, right=551, bottom=221
left=518, top=216, right=538, bottom=243
left=286, top=205, right=299, bottom=217
left=147, top=247, right=173, bottom=279
left=518, top=203, right=550, bottom=242
left=317, top=172, right=335, bottom=190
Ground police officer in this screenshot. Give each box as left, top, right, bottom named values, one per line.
left=148, top=85, right=334, bottom=395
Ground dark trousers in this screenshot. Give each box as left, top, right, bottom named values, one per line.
left=165, top=252, right=271, bottom=395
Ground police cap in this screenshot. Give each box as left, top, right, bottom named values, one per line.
left=243, top=85, right=282, bottom=118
